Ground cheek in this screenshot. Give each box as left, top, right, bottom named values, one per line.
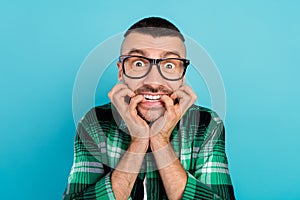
left=168, top=80, right=184, bottom=91
left=124, top=78, right=184, bottom=92
left=124, top=78, right=143, bottom=91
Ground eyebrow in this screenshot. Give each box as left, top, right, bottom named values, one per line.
left=126, top=48, right=182, bottom=58
left=163, top=51, right=181, bottom=58
left=127, top=49, right=146, bottom=56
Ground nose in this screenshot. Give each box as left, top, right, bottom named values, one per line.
left=143, top=64, right=165, bottom=85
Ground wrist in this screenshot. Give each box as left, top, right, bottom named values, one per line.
left=129, top=139, right=149, bottom=153
left=150, top=142, right=178, bottom=169
left=149, top=135, right=169, bottom=151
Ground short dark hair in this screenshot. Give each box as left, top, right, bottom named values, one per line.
left=124, top=17, right=185, bottom=42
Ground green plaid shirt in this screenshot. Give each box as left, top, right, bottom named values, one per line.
left=63, top=103, right=235, bottom=199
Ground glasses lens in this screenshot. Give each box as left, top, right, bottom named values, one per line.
left=124, top=56, right=150, bottom=78
left=160, top=59, right=185, bottom=80
left=122, top=56, right=187, bottom=80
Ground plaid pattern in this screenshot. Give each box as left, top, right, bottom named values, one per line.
left=63, top=103, right=235, bottom=199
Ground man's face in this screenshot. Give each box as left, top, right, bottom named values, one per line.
left=118, top=32, right=187, bottom=122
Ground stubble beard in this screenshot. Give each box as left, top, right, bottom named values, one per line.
left=137, top=105, right=166, bottom=123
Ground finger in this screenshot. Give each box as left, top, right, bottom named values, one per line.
left=111, top=89, right=134, bottom=112
left=177, top=85, right=197, bottom=102
left=172, top=87, right=197, bottom=114
left=109, top=85, right=135, bottom=115
left=108, top=84, right=134, bottom=100
left=109, top=85, right=135, bottom=103
left=172, top=90, right=192, bottom=113
left=128, top=95, right=144, bottom=114
left=160, top=95, right=177, bottom=116
left=170, top=93, right=178, bottom=101
left=111, top=88, right=135, bottom=108
left=115, top=88, right=135, bottom=99
left=173, top=85, right=197, bottom=104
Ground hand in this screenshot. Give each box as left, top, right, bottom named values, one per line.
left=108, top=83, right=149, bottom=143
left=150, top=85, right=197, bottom=147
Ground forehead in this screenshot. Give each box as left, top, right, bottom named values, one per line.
left=121, top=32, right=186, bottom=57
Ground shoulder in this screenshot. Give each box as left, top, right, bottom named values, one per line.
left=78, top=103, right=115, bottom=128
left=184, top=104, right=223, bottom=128
left=183, top=105, right=225, bottom=141
left=186, top=104, right=220, bottom=116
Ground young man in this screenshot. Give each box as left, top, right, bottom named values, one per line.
left=63, top=17, right=235, bottom=200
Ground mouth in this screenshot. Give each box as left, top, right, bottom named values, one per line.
left=135, top=86, right=172, bottom=102
left=137, top=93, right=169, bottom=107
left=143, top=94, right=162, bottom=101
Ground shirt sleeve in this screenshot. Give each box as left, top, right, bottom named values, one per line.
left=62, top=122, right=116, bottom=200
left=182, top=113, right=235, bottom=200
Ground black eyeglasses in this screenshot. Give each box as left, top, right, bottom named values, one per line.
left=119, top=55, right=190, bottom=81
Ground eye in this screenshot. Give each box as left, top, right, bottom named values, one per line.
left=133, top=60, right=146, bottom=67
left=163, top=62, right=176, bottom=69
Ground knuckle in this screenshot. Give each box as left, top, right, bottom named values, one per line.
left=112, top=94, right=118, bottom=101
left=130, top=96, right=138, bottom=102
left=108, top=91, right=113, bottom=99
left=192, top=93, right=197, bottom=101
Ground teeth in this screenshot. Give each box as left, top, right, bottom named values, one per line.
left=144, top=94, right=161, bottom=100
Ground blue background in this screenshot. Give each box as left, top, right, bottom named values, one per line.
left=1, top=1, right=299, bottom=199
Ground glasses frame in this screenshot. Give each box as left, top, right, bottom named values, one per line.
left=119, top=55, right=190, bottom=81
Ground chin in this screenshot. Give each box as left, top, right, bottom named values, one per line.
left=137, top=106, right=165, bottom=123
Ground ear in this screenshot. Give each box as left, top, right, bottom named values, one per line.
left=117, top=61, right=123, bottom=81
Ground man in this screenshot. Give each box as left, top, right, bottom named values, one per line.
left=63, top=17, right=235, bottom=200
